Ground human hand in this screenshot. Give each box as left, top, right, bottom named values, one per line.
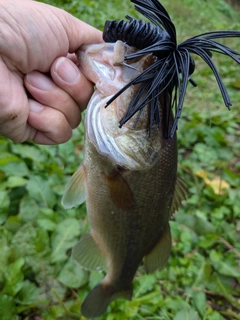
left=0, top=0, right=102, bottom=144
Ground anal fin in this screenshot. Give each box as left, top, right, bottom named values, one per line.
left=144, top=223, right=172, bottom=274
left=72, top=232, right=106, bottom=271
left=62, top=165, right=87, bottom=209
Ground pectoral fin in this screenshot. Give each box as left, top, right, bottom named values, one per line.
left=102, top=168, right=135, bottom=211
left=61, top=165, right=87, bottom=209
left=144, top=223, right=171, bottom=274
left=72, top=233, right=106, bottom=271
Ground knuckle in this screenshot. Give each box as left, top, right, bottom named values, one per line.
left=52, top=113, right=72, bottom=143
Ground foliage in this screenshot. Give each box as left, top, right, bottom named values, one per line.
left=1, top=0, right=240, bottom=319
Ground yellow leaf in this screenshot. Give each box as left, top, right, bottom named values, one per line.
left=195, top=170, right=230, bottom=195
left=195, top=170, right=210, bottom=184
left=208, top=177, right=230, bottom=195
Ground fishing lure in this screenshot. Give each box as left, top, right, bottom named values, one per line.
left=103, top=0, right=240, bottom=138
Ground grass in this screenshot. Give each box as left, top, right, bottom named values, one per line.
left=0, top=0, right=239, bottom=319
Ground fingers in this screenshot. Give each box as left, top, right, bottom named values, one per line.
left=25, top=56, right=95, bottom=144
left=0, top=59, right=29, bottom=142
left=0, top=55, right=93, bottom=145
left=25, top=70, right=82, bottom=129
left=0, top=0, right=101, bottom=145
left=0, top=57, right=82, bottom=144
left=50, top=56, right=94, bottom=112
left=27, top=99, right=72, bottom=144
left=24, top=72, right=79, bottom=144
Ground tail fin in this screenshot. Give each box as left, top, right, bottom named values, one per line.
left=81, top=281, right=133, bottom=318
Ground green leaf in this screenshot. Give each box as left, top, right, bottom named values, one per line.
left=0, top=153, right=21, bottom=165
left=198, top=234, right=218, bottom=249
left=19, top=196, right=39, bottom=222
left=39, top=279, right=66, bottom=303
left=5, top=216, right=22, bottom=233
left=17, top=280, right=40, bottom=305
left=89, top=270, right=105, bottom=290
left=2, top=258, right=25, bottom=296
left=210, top=250, right=240, bottom=278
left=37, top=218, right=57, bottom=231
left=173, top=308, right=201, bottom=320
left=193, top=261, right=212, bottom=287
left=51, top=218, right=81, bottom=263
left=41, top=304, right=66, bottom=320
left=35, top=228, right=51, bottom=254
left=27, top=176, right=56, bottom=208
left=0, top=294, right=17, bottom=320
left=135, top=274, right=156, bottom=297
left=10, top=143, right=46, bottom=163
left=6, top=176, right=28, bottom=188
left=0, top=153, right=29, bottom=177
left=192, top=291, right=207, bottom=318
left=0, top=191, right=10, bottom=224
left=217, top=260, right=240, bottom=278
left=207, top=311, right=225, bottom=320
left=134, top=291, right=162, bottom=305
left=58, top=140, right=76, bottom=163
left=0, top=138, right=10, bottom=152
left=175, top=211, right=216, bottom=236
left=164, top=296, right=190, bottom=312
left=0, top=240, right=11, bottom=270
left=58, top=259, right=88, bottom=288
left=11, top=224, right=50, bottom=261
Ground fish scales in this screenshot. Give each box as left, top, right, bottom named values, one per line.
left=85, top=127, right=177, bottom=275
left=62, top=41, right=186, bottom=318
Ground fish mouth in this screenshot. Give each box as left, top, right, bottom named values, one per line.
left=77, top=43, right=120, bottom=83
left=77, top=43, right=116, bottom=68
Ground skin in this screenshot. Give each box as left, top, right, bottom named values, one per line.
left=0, top=0, right=102, bottom=144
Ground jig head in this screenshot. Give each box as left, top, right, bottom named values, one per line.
left=103, top=0, right=240, bottom=138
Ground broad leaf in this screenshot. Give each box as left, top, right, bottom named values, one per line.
left=27, top=176, right=56, bottom=208
left=51, top=218, right=81, bottom=263
left=0, top=294, right=17, bottom=320
left=58, top=259, right=88, bottom=288
left=173, top=308, right=201, bottom=320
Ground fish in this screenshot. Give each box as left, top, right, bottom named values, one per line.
left=62, top=40, right=187, bottom=318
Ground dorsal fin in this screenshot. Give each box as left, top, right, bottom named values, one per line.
left=169, top=176, right=188, bottom=218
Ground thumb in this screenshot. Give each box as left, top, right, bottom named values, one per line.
left=61, top=12, right=103, bottom=52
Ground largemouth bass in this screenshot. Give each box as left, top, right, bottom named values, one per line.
left=62, top=41, right=186, bottom=318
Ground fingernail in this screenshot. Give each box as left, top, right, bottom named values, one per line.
left=29, top=100, right=44, bottom=113
left=26, top=72, right=53, bottom=90
left=55, top=57, right=80, bottom=83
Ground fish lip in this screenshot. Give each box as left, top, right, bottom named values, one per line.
left=77, top=43, right=118, bottom=82
left=77, top=43, right=106, bottom=54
